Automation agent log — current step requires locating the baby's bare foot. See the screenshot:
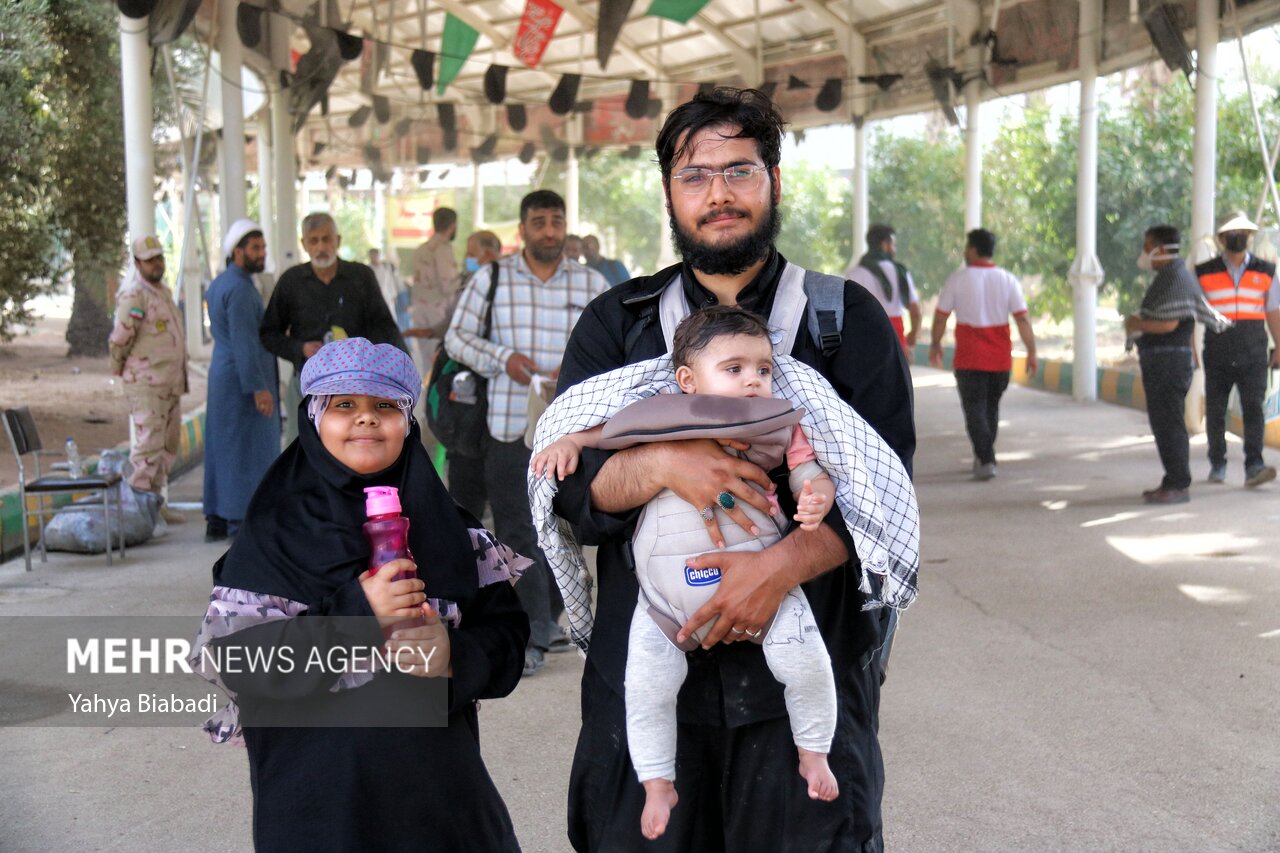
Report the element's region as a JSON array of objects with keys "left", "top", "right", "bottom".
[
  {"left": 640, "top": 778, "right": 679, "bottom": 840},
  {"left": 798, "top": 748, "right": 839, "bottom": 801}
]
